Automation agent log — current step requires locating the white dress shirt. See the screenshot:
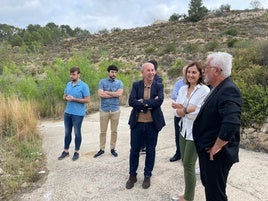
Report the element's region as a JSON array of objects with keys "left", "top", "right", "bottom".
[{"left": 173, "top": 84, "right": 210, "bottom": 141}]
